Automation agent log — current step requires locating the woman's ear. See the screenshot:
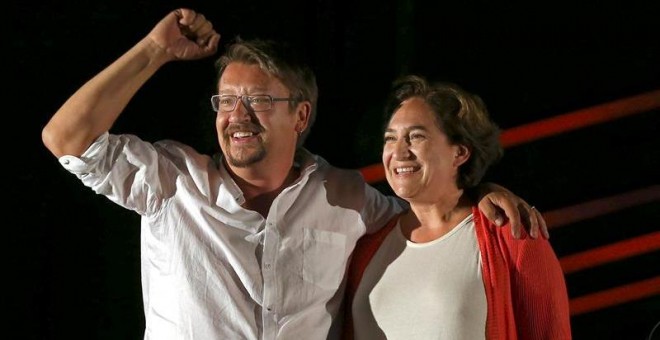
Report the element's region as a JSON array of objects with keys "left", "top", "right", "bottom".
[{"left": 453, "top": 144, "right": 471, "bottom": 167}]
